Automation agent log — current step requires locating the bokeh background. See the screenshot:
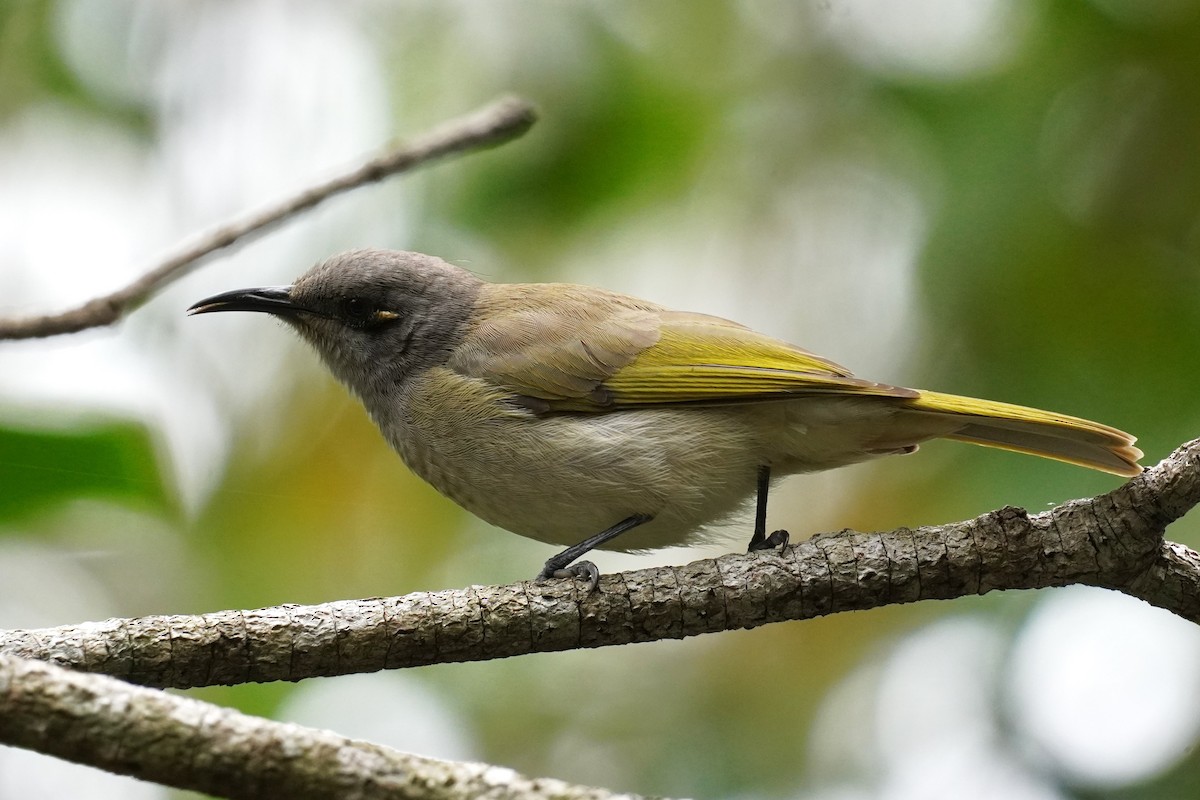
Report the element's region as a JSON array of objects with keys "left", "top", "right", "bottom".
[{"left": 3, "top": 1, "right": 1200, "bottom": 798}]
